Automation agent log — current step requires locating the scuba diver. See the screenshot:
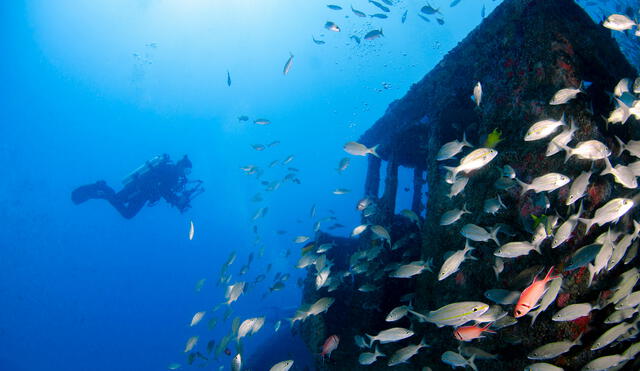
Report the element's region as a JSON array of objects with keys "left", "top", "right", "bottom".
[{"left": 71, "top": 154, "right": 204, "bottom": 219}]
